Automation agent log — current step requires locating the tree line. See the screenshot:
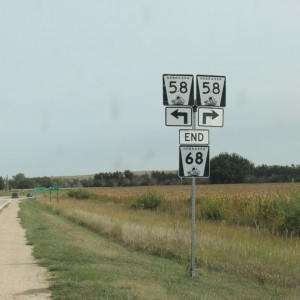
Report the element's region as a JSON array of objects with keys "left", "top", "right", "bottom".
[{"left": 3, "top": 153, "right": 300, "bottom": 189}]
